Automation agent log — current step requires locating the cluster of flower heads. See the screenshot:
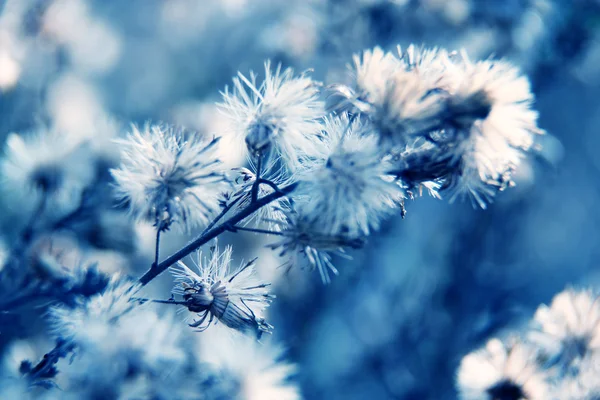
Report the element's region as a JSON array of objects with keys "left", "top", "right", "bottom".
[
  {"left": 46, "top": 277, "right": 186, "bottom": 397},
  {"left": 0, "top": 25, "right": 551, "bottom": 400},
  {"left": 107, "top": 44, "right": 543, "bottom": 285},
  {"left": 457, "top": 288, "right": 600, "bottom": 400},
  {"left": 25, "top": 276, "right": 297, "bottom": 399},
  {"left": 332, "top": 45, "right": 543, "bottom": 208}
]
